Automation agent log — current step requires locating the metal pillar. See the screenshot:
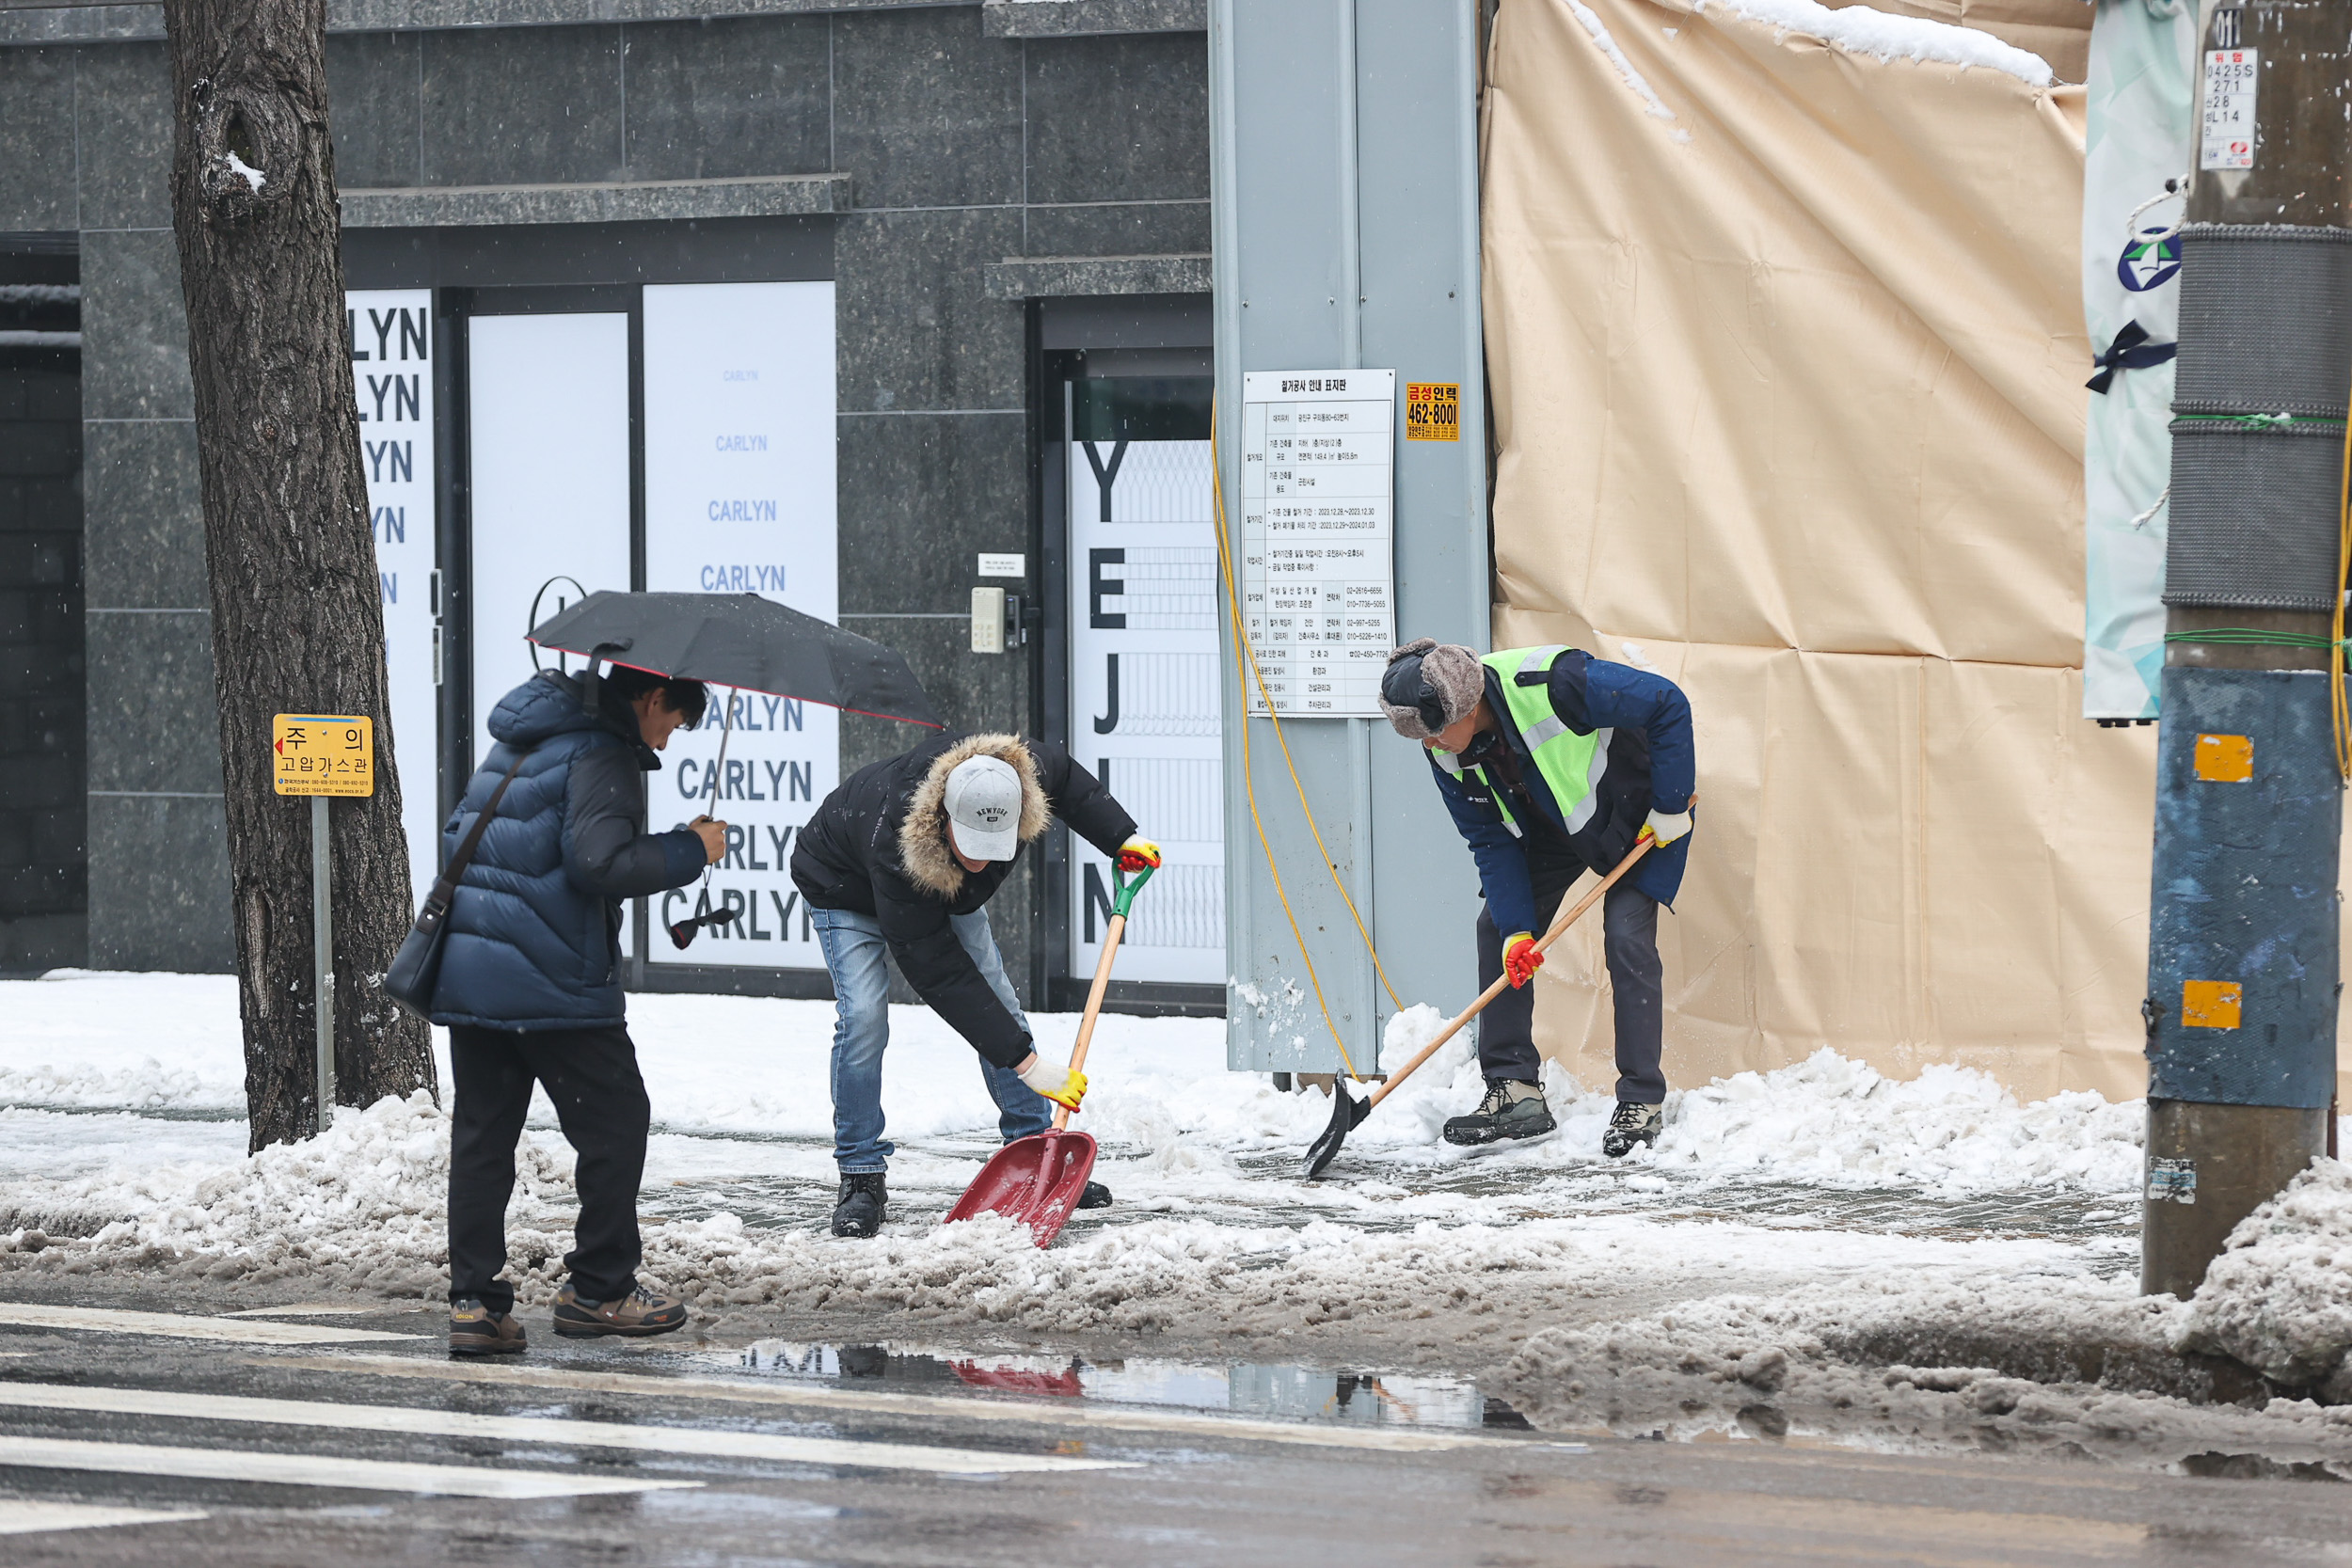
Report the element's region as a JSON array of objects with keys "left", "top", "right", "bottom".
[
  {"left": 2142, "top": 0, "right": 2351, "bottom": 1296},
  {"left": 311, "top": 794, "right": 336, "bottom": 1133},
  {"left": 1209, "top": 0, "right": 1491, "bottom": 1073}
]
